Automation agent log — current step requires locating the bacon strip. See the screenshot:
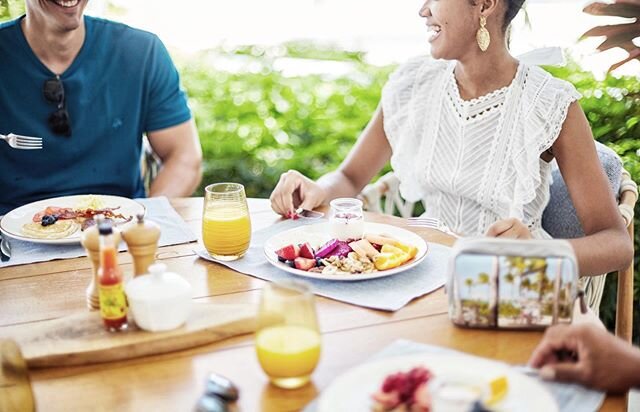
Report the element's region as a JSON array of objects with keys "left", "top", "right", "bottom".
[
  {"left": 32, "top": 206, "right": 132, "bottom": 228},
  {"left": 32, "top": 207, "right": 76, "bottom": 222}
]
